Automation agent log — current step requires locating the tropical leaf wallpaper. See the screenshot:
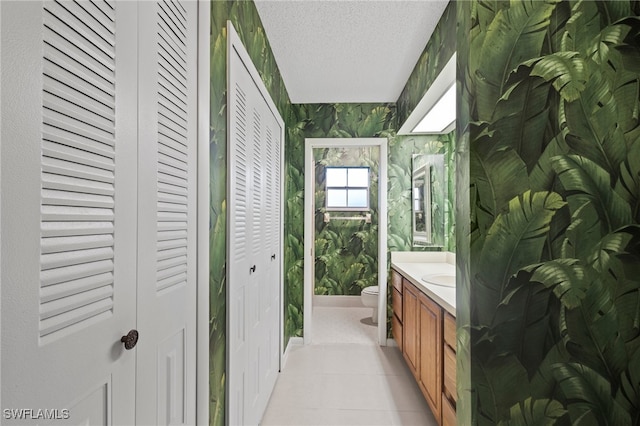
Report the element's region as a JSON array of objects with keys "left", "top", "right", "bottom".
[
  {"left": 457, "top": 1, "right": 640, "bottom": 424},
  {"left": 285, "top": 104, "right": 457, "bottom": 334},
  {"left": 388, "top": 132, "right": 456, "bottom": 252},
  {"left": 284, "top": 104, "right": 394, "bottom": 339},
  {"left": 313, "top": 147, "right": 380, "bottom": 296},
  {"left": 397, "top": 1, "right": 456, "bottom": 127}
]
